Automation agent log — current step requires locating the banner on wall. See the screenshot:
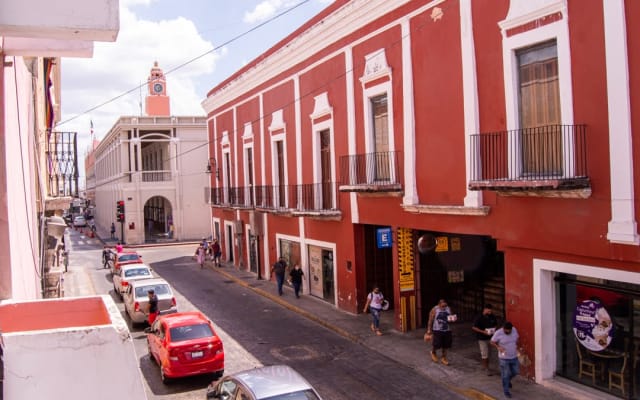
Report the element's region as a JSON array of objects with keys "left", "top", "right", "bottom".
[{"left": 573, "top": 300, "right": 614, "bottom": 351}]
